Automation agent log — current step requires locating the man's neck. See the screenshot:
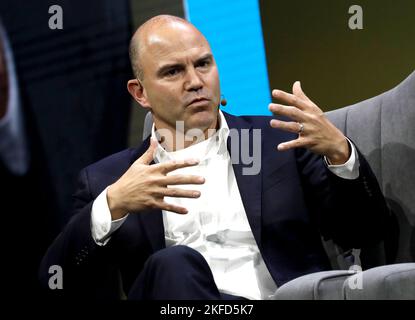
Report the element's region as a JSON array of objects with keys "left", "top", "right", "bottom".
[{"left": 154, "top": 114, "right": 220, "bottom": 152}]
